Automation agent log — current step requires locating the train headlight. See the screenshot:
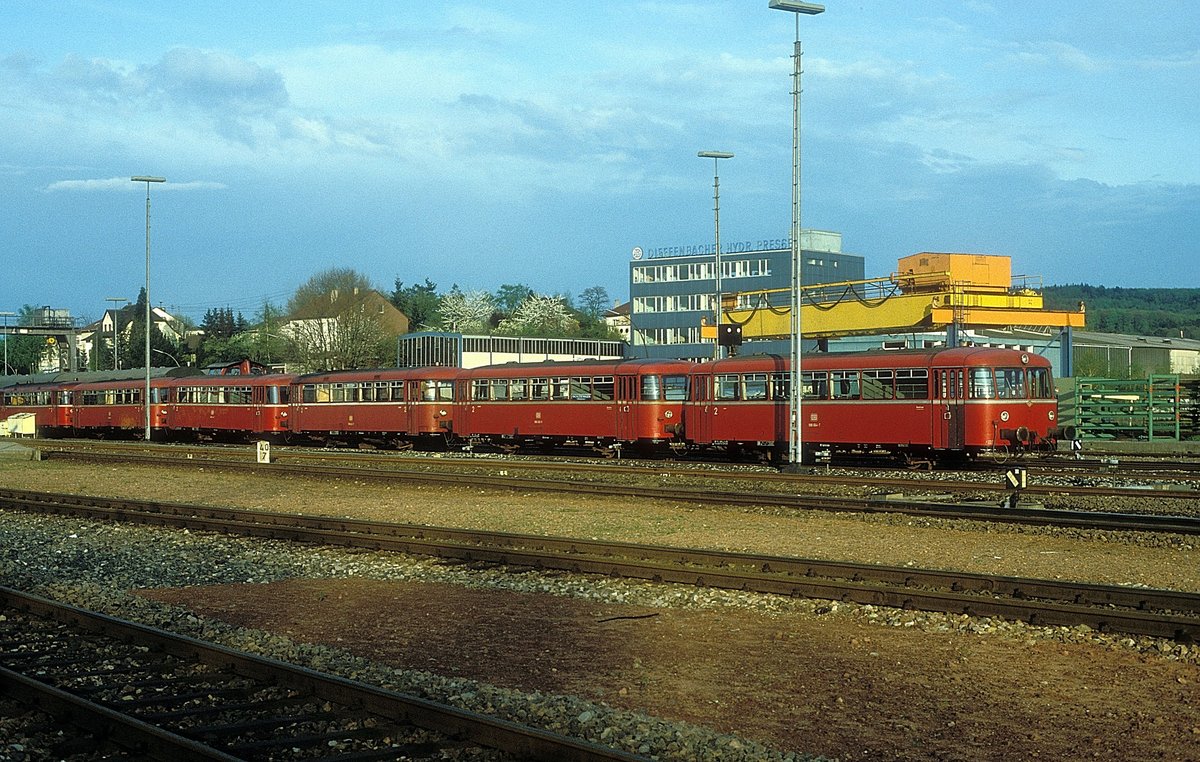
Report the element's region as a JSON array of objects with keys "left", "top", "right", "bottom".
[
  {"left": 1048, "top": 411, "right": 1055, "bottom": 420},
  {"left": 438, "top": 409, "right": 448, "bottom": 416},
  {"left": 664, "top": 410, "right": 674, "bottom": 419},
  {"left": 999, "top": 410, "right": 1010, "bottom": 422}
]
